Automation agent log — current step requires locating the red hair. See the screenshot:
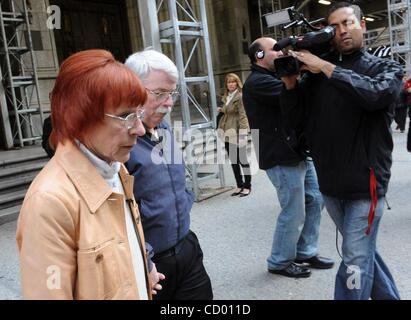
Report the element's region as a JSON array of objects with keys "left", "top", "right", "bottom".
[{"left": 50, "top": 49, "right": 146, "bottom": 148}]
